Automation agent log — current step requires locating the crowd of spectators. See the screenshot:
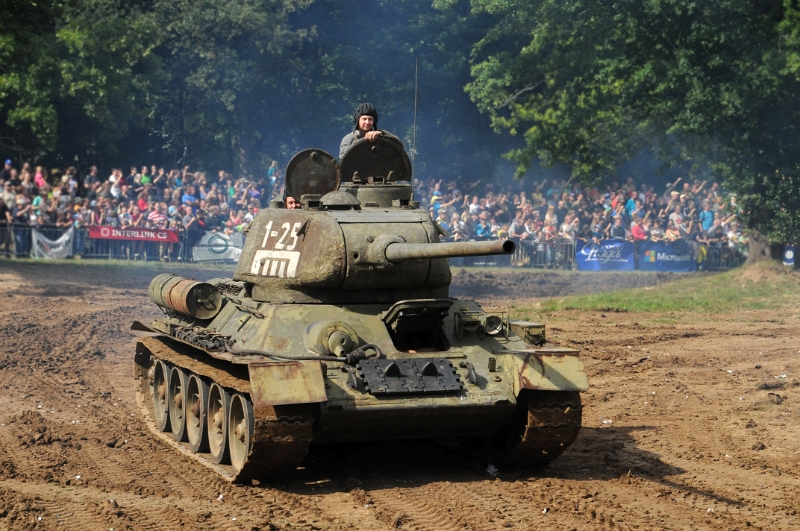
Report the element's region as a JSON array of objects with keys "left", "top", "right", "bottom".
[
  {"left": 415, "top": 175, "right": 749, "bottom": 264},
  {"left": 0, "top": 155, "right": 748, "bottom": 267},
  {"left": 0, "top": 158, "right": 283, "bottom": 258}
]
